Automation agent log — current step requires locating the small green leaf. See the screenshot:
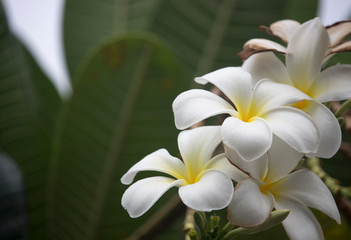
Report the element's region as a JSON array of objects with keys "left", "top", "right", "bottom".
[{"left": 194, "top": 212, "right": 207, "bottom": 238}]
